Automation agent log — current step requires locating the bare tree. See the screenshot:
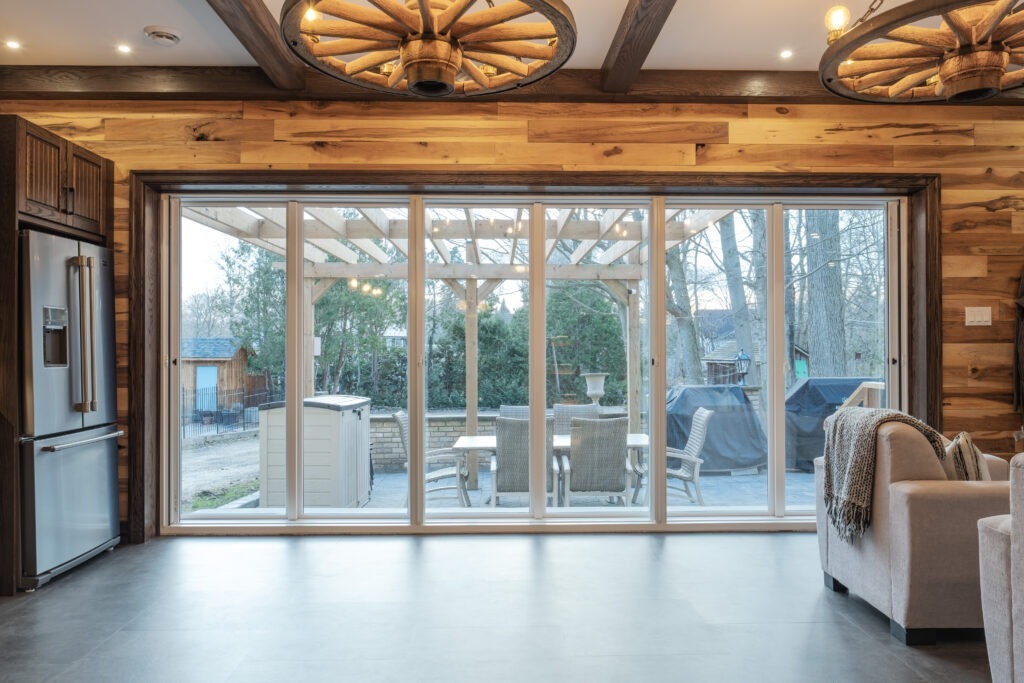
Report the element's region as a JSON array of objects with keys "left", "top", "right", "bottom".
[
  {"left": 804, "top": 210, "right": 847, "bottom": 375},
  {"left": 181, "top": 289, "right": 231, "bottom": 339},
  {"left": 719, "top": 213, "right": 760, "bottom": 386},
  {"left": 666, "top": 244, "right": 705, "bottom": 385}
]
